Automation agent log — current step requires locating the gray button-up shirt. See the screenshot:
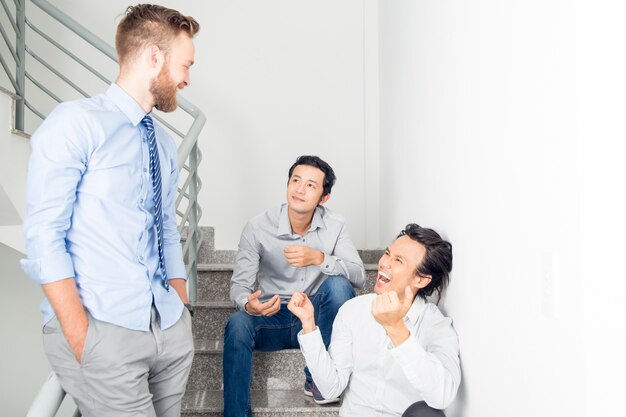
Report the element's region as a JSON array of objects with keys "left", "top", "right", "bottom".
[{"left": 230, "top": 204, "right": 365, "bottom": 311}]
